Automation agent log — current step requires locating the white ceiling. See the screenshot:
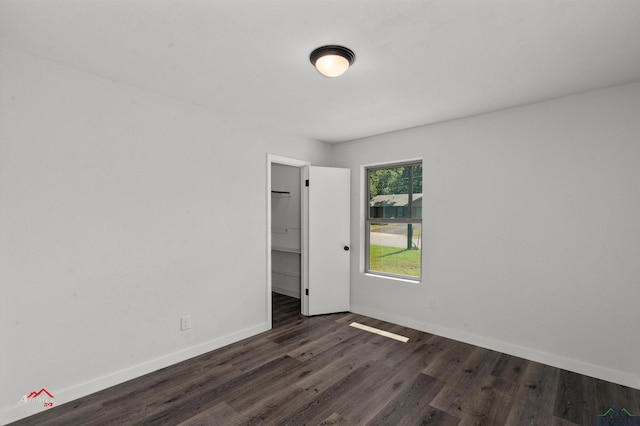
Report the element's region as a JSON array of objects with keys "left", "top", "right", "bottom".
[{"left": 1, "top": 0, "right": 640, "bottom": 143}]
